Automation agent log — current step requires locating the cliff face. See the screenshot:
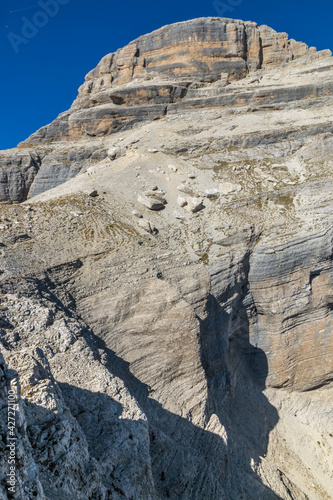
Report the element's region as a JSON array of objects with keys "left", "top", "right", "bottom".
[
  {"left": 1, "top": 17, "right": 329, "bottom": 202},
  {"left": 0, "top": 17, "right": 333, "bottom": 500}
]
